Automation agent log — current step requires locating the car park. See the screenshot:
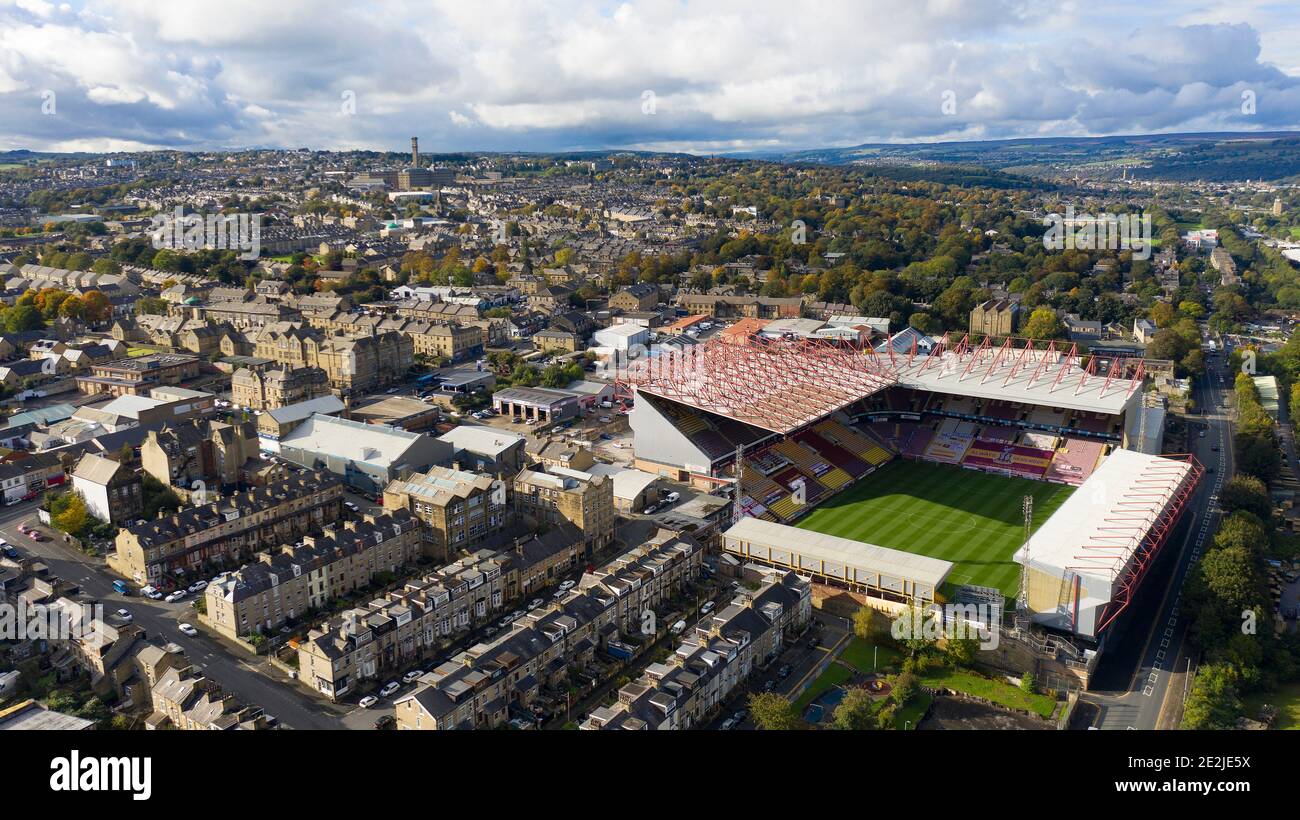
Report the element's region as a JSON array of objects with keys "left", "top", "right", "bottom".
[
  {"left": 178, "top": 623, "right": 198, "bottom": 637},
  {"left": 379, "top": 681, "right": 400, "bottom": 698},
  {"left": 359, "top": 695, "right": 379, "bottom": 709}
]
